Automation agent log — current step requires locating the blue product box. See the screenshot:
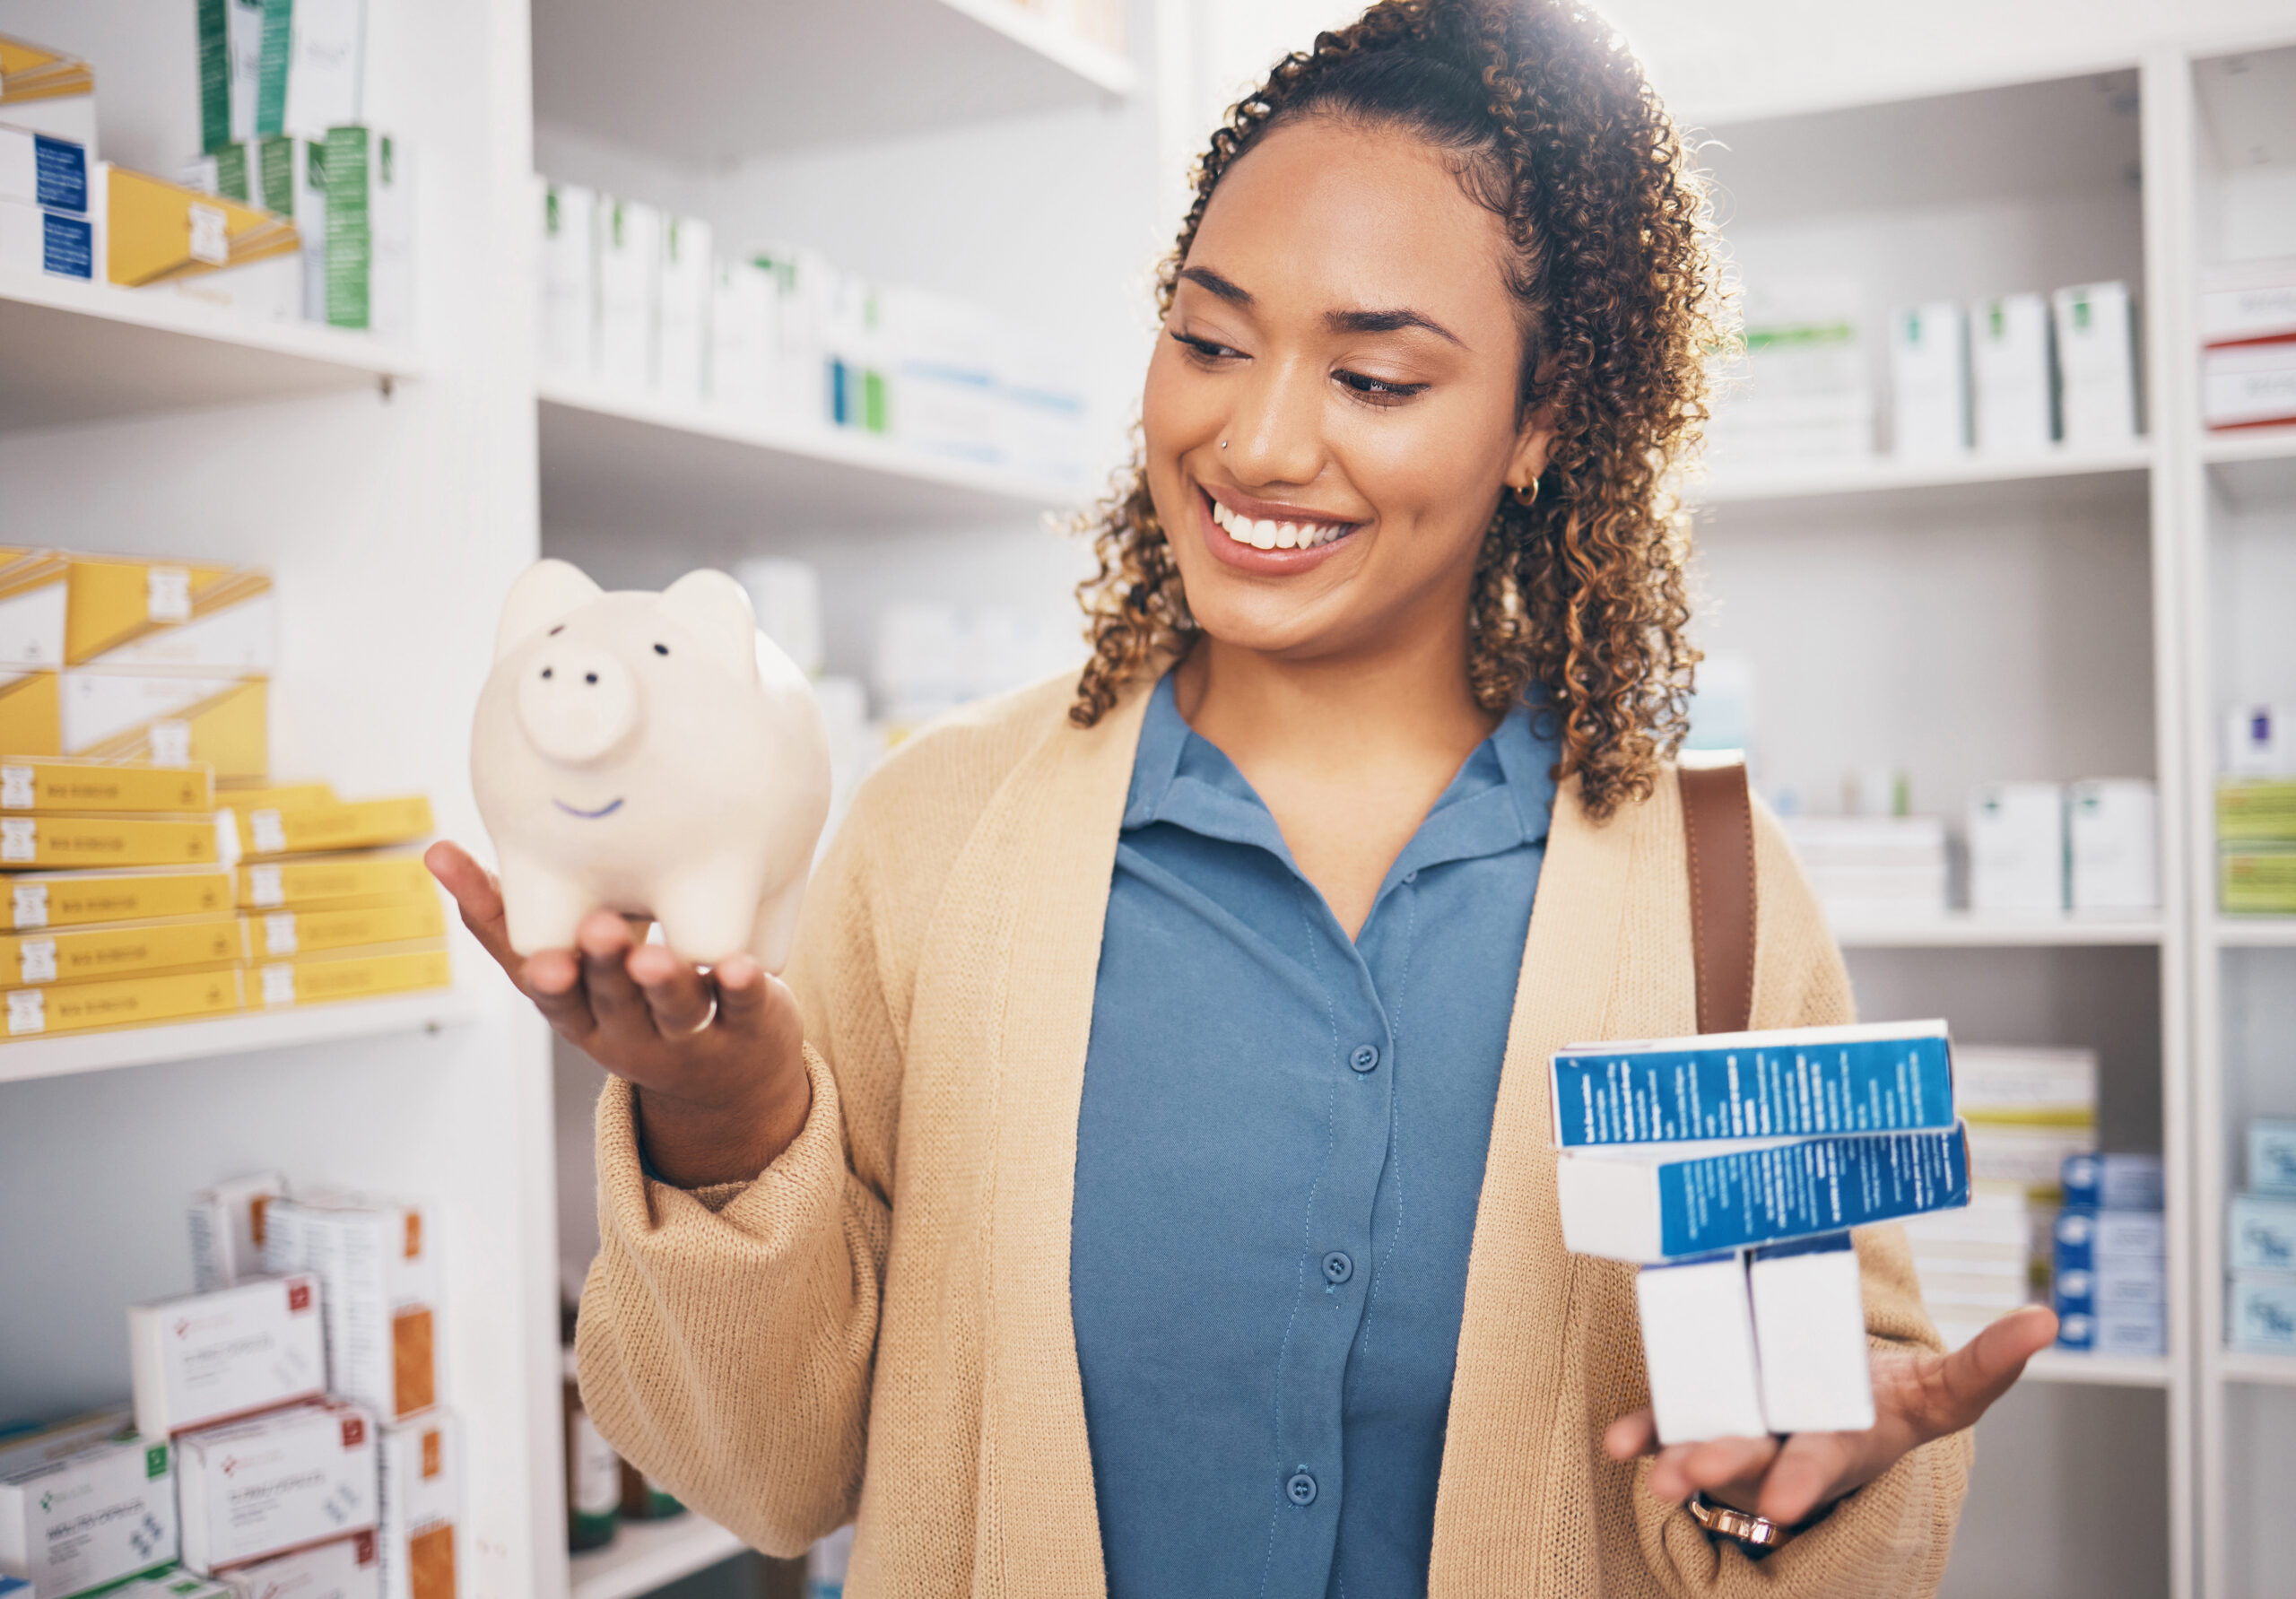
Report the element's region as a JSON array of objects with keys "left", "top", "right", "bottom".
[
  {"left": 0, "top": 125, "right": 88, "bottom": 213},
  {"left": 2053, "top": 1207, "right": 2166, "bottom": 1276},
  {"left": 2056, "top": 1304, "right": 2166, "bottom": 1355},
  {"left": 2053, "top": 1257, "right": 2166, "bottom": 1319},
  {"left": 2230, "top": 1273, "right": 2296, "bottom": 1354},
  {"left": 2061, "top": 1151, "right": 2164, "bottom": 1212},
  {"left": 2230, "top": 1194, "right": 2296, "bottom": 1273},
  {"left": 0, "top": 197, "right": 95, "bottom": 279},
  {"left": 2252, "top": 1119, "right": 2296, "bottom": 1197}
]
